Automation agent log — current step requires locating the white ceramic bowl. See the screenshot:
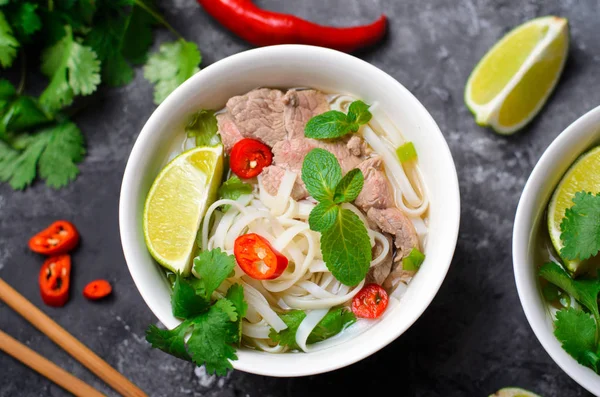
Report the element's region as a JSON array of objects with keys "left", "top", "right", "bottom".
[
  {"left": 119, "top": 45, "right": 460, "bottom": 377},
  {"left": 513, "top": 106, "right": 600, "bottom": 394}
]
